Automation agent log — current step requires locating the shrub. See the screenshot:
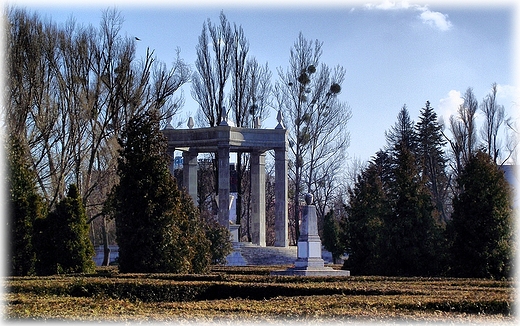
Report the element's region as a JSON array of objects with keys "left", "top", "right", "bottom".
[
  {"left": 33, "top": 185, "right": 96, "bottom": 275},
  {"left": 204, "top": 222, "right": 233, "bottom": 265}
]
